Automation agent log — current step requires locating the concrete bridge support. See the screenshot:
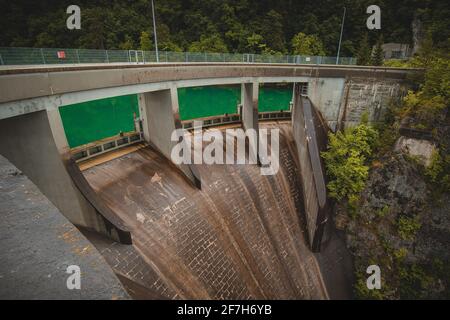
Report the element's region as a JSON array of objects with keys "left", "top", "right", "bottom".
[
  {"left": 138, "top": 88, "right": 201, "bottom": 189},
  {"left": 307, "top": 77, "right": 346, "bottom": 131},
  {"left": 0, "top": 110, "right": 131, "bottom": 244},
  {"left": 241, "top": 82, "right": 260, "bottom": 163}
]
